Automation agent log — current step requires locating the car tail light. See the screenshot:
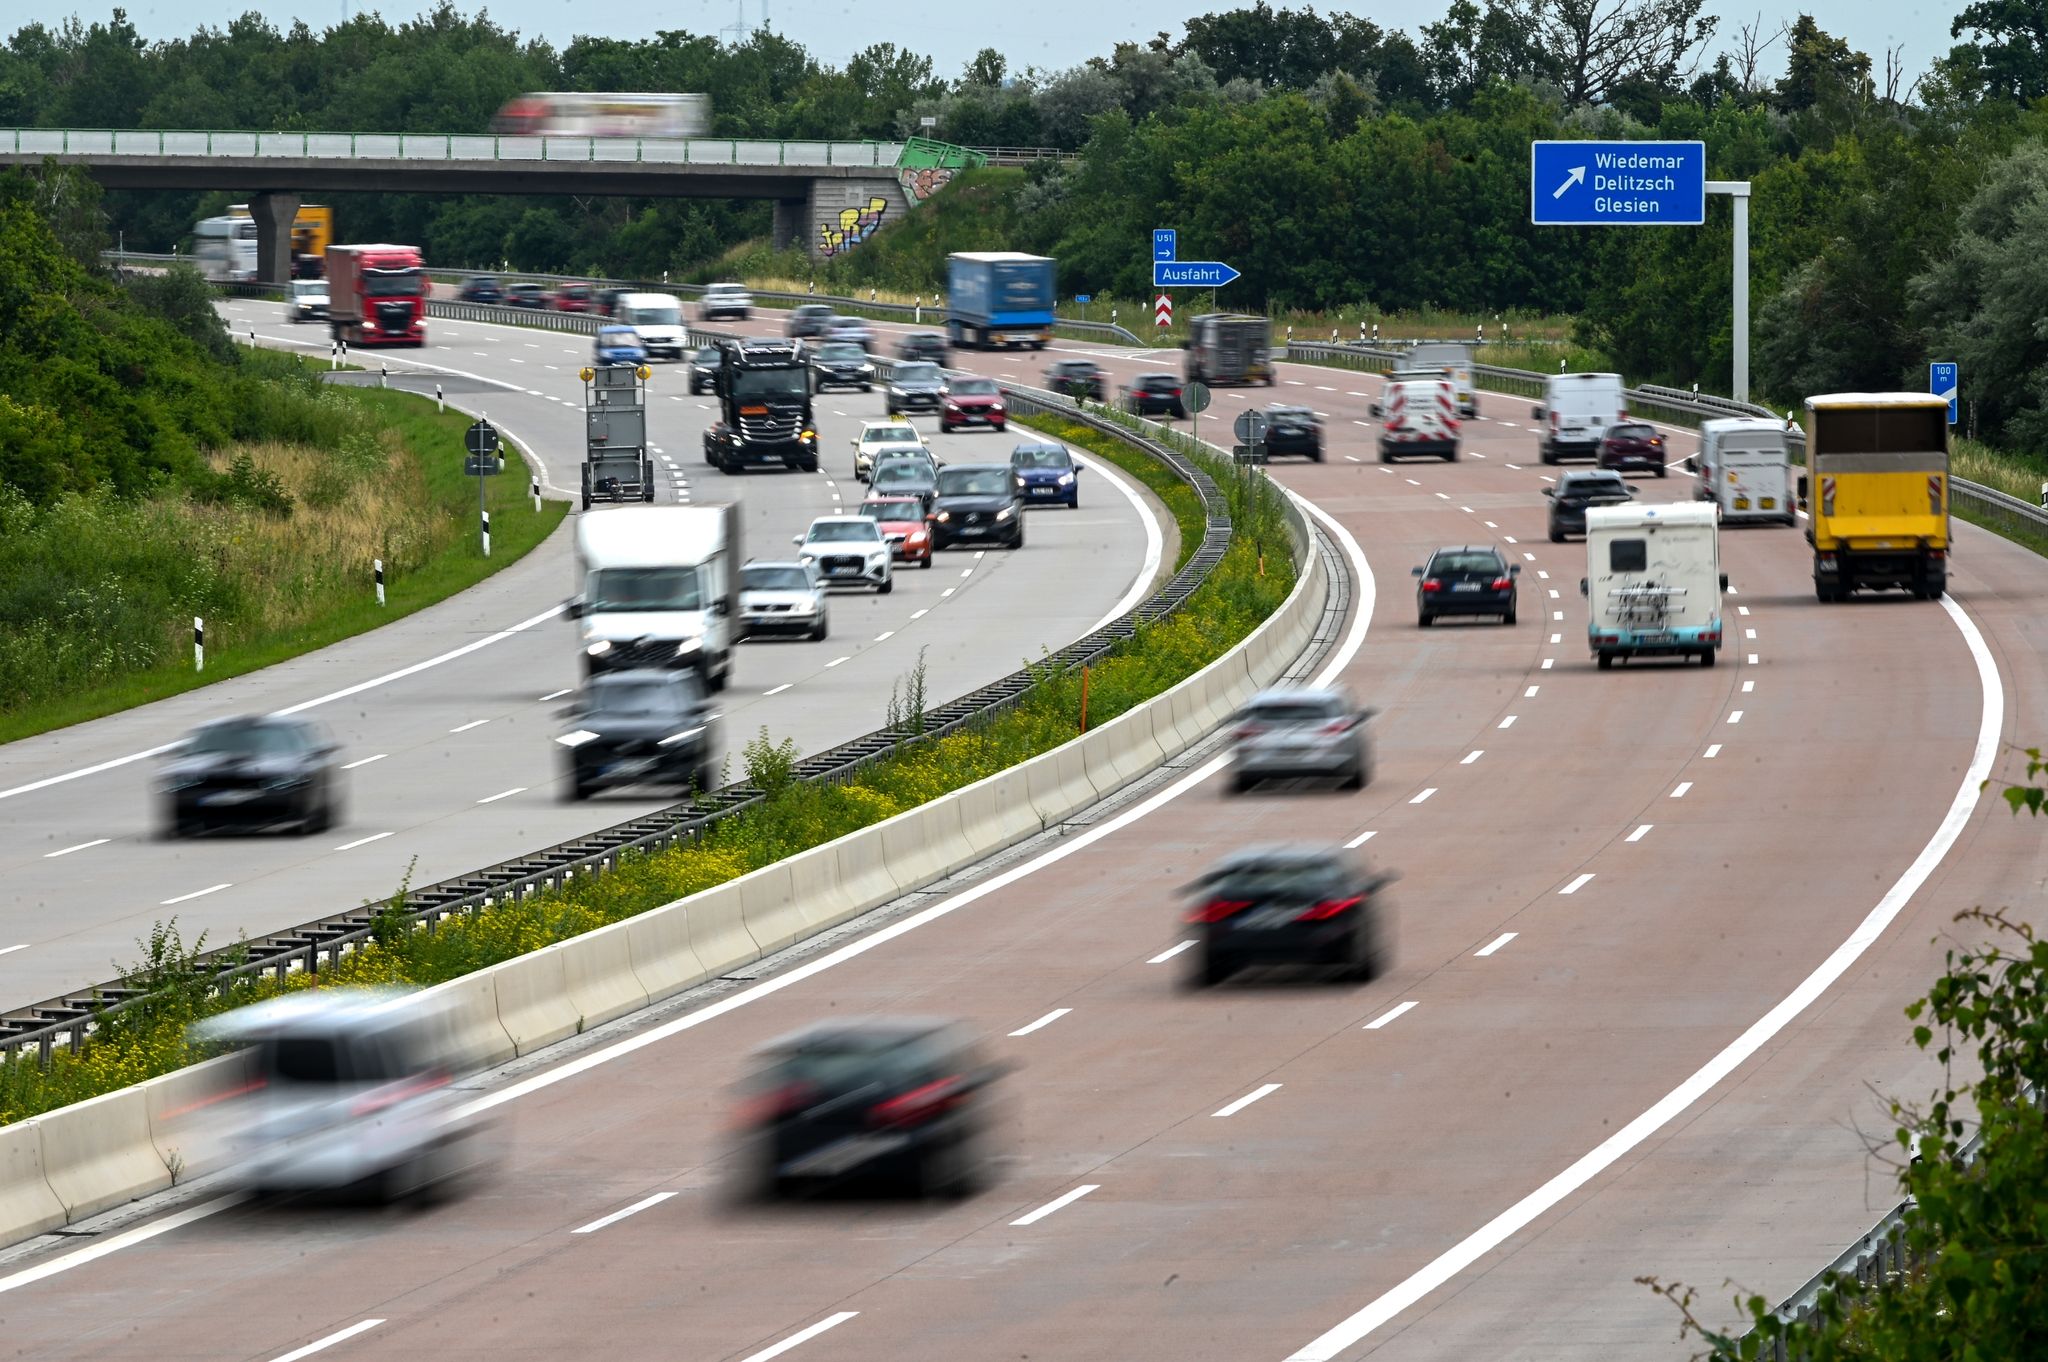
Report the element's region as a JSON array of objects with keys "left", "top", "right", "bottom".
[
  {"left": 1421, "top": 578, "right": 1442, "bottom": 592},
  {"left": 1232, "top": 722, "right": 1267, "bottom": 741},
  {"left": 1490, "top": 576, "right": 1512, "bottom": 590},
  {"left": 1650, "top": 437, "right": 1663, "bottom": 447},
  {"left": 1169, "top": 387, "right": 1182, "bottom": 397},
  {"left": 737, "top": 1081, "right": 815, "bottom": 1127},
  {"left": 1929, "top": 549, "right": 1947, "bottom": 560},
  {"left": 1319, "top": 718, "right": 1353, "bottom": 735},
  {"left": 1596, "top": 632, "right": 1619, "bottom": 644},
  {"left": 868, "top": 1076, "right": 968, "bottom": 1129},
  {"left": 1550, "top": 411, "right": 1560, "bottom": 430},
  {"left": 1705, "top": 628, "right": 1722, "bottom": 645},
  {"left": 1296, "top": 895, "right": 1364, "bottom": 922},
  {"left": 1187, "top": 898, "right": 1253, "bottom": 924}
]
